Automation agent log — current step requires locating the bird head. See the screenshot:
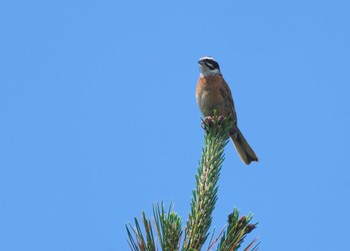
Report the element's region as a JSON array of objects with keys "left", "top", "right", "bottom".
[{"left": 198, "top": 56, "right": 221, "bottom": 77}]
